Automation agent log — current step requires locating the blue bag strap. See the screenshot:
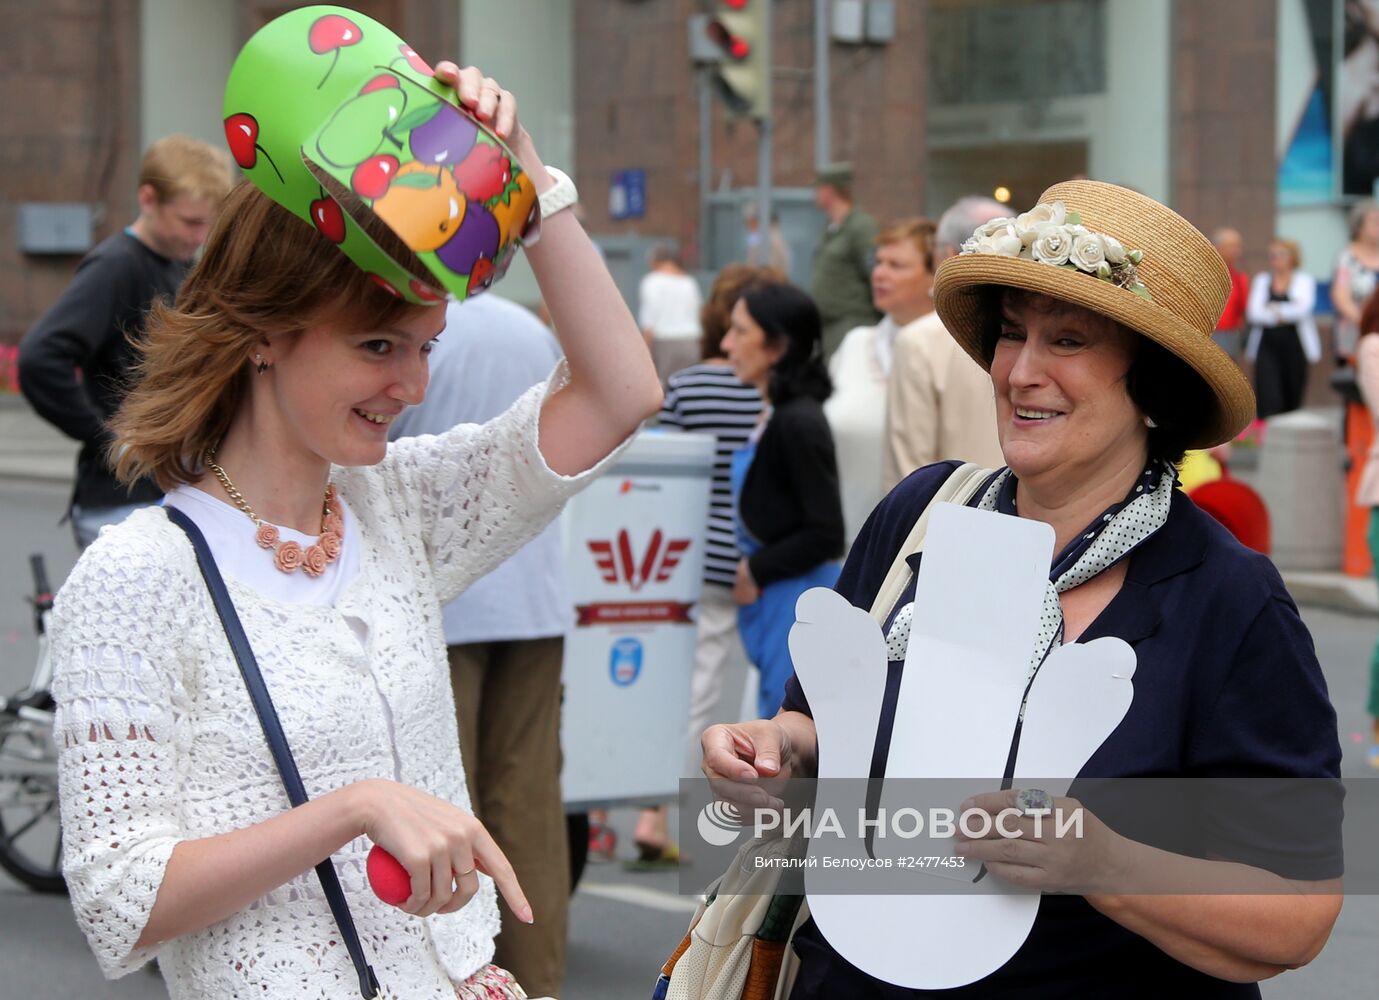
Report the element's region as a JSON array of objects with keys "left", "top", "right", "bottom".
[{"left": 164, "top": 506, "right": 381, "bottom": 999}]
